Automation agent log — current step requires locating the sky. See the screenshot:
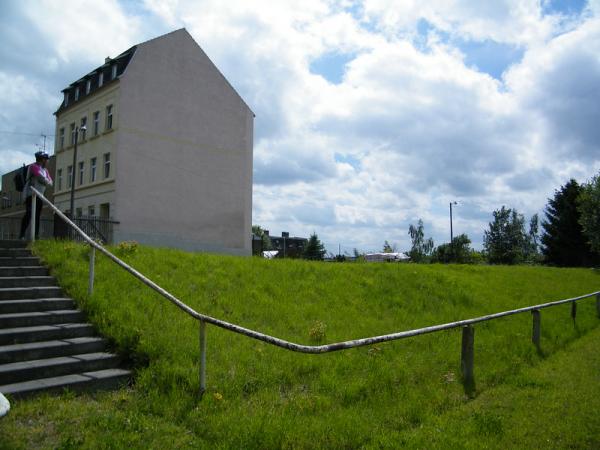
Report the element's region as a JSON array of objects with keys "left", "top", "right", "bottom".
[{"left": 1, "top": 0, "right": 599, "bottom": 255}]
